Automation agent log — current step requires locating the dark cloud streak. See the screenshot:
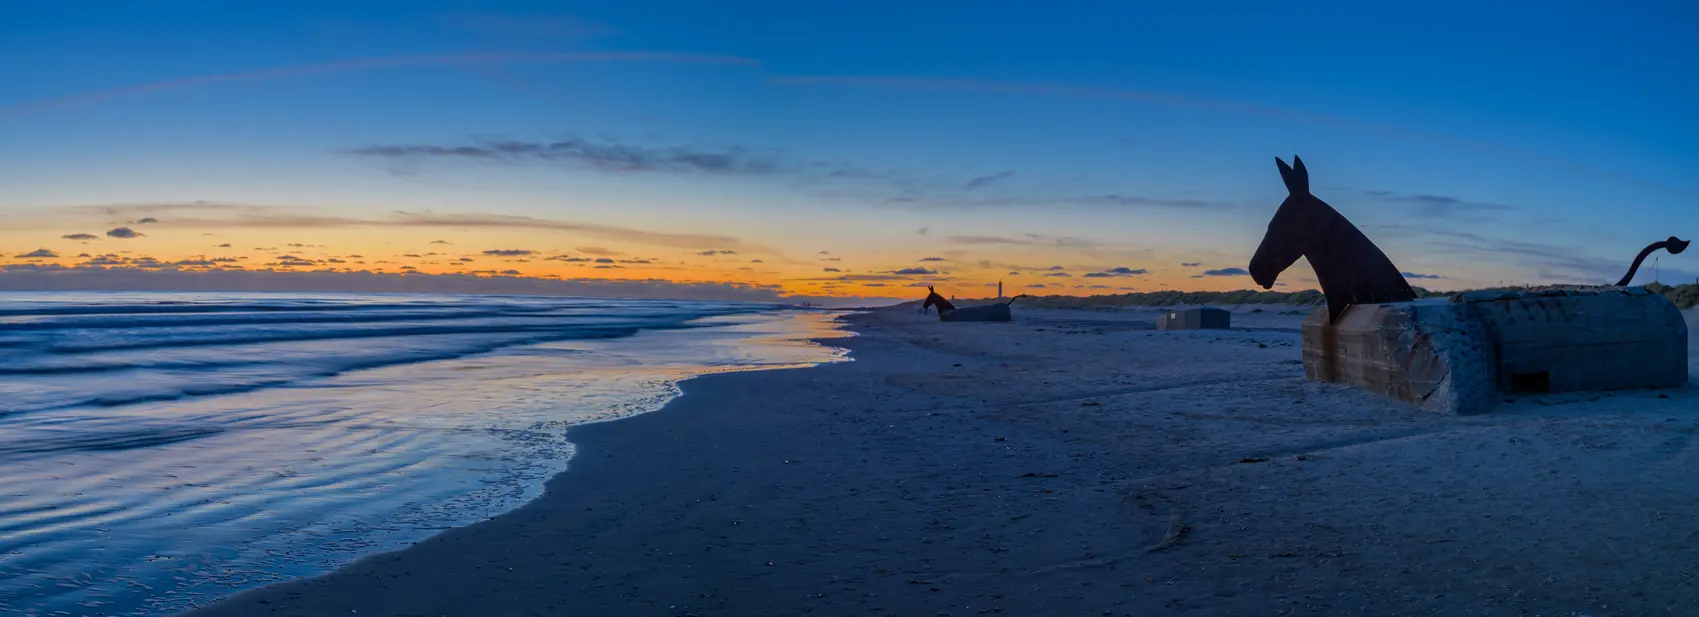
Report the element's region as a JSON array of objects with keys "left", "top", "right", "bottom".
[
  {"left": 51, "top": 203, "right": 773, "bottom": 254},
  {"left": 1202, "top": 267, "right": 1250, "bottom": 276},
  {"left": 962, "top": 171, "right": 1014, "bottom": 191}
]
